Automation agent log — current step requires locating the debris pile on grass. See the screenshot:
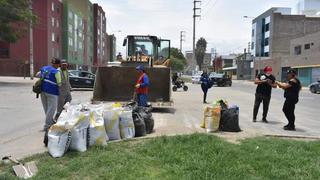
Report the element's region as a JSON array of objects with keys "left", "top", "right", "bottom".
[{"left": 47, "top": 102, "right": 154, "bottom": 158}]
